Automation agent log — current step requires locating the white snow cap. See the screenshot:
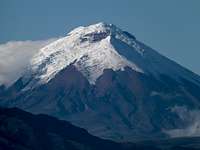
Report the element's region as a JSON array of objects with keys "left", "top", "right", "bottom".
[{"left": 23, "top": 22, "right": 200, "bottom": 89}]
